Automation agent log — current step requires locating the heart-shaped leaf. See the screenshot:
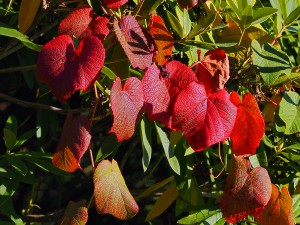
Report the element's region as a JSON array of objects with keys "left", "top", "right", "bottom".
[
  {"left": 230, "top": 91, "right": 265, "bottom": 157},
  {"left": 173, "top": 82, "right": 237, "bottom": 151},
  {"left": 52, "top": 112, "right": 91, "bottom": 172},
  {"left": 58, "top": 5, "right": 110, "bottom": 40},
  {"left": 255, "top": 184, "right": 294, "bottom": 225},
  {"left": 142, "top": 64, "right": 170, "bottom": 124},
  {"left": 102, "top": 0, "right": 128, "bottom": 9},
  {"left": 149, "top": 14, "right": 174, "bottom": 66},
  {"left": 195, "top": 49, "right": 230, "bottom": 93},
  {"left": 93, "top": 159, "right": 139, "bottom": 219},
  {"left": 37, "top": 35, "right": 105, "bottom": 102},
  {"left": 220, "top": 156, "right": 272, "bottom": 223},
  {"left": 60, "top": 200, "right": 88, "bottom": 225},
  {"left": 114, "top": 15, "right": 155, "bottom": 70},
  {"left": 110, "top": 77, "right": 144, "bottom": 142}
]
